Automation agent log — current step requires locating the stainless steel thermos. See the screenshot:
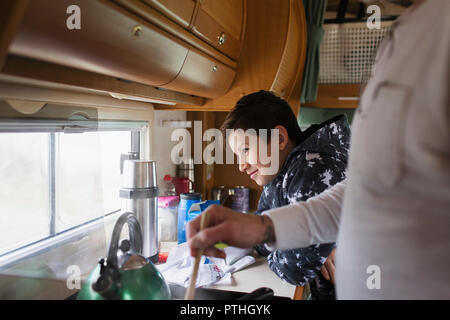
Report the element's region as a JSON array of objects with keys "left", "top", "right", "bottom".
[{"left": 120, "top": 160, "right": 159, "bottom": 263}]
